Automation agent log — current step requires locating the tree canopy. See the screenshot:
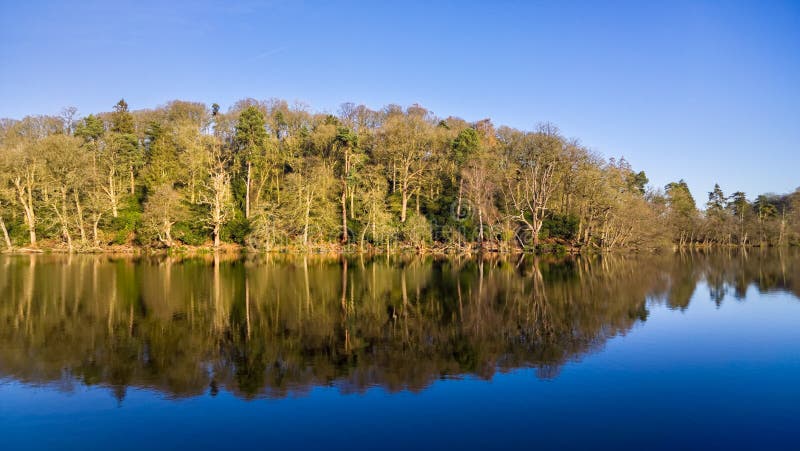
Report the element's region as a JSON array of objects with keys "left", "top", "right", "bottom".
[{"left": 0, "top": 98, "right": 797, "bottom": 252}]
